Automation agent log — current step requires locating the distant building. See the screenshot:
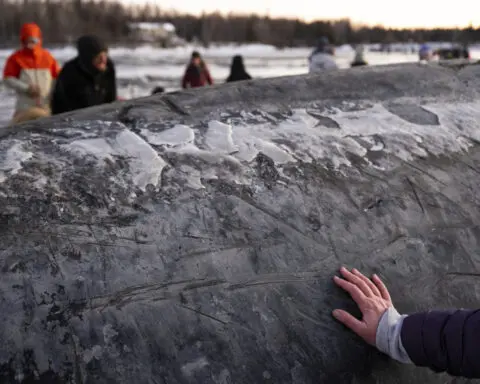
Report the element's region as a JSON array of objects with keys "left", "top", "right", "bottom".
[{"left": 127, "top": 22, "right": 186, "bottom": 47}]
